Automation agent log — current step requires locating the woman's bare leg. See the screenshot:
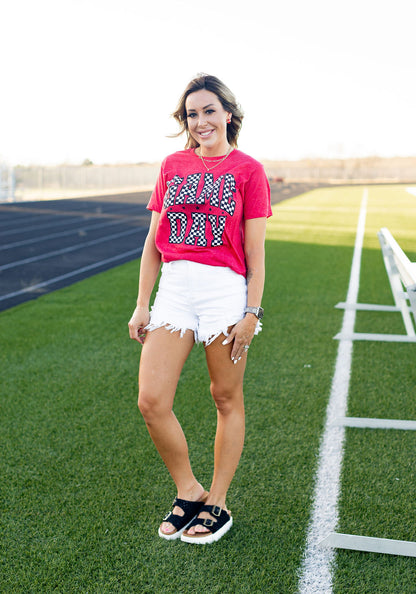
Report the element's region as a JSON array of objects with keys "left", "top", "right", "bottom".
[
  {"left": 185, "top": 330, "right": 246, "bottom": 535},
  {"left": 138, "top": 327, "right": 206, "bottom": 533}
]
